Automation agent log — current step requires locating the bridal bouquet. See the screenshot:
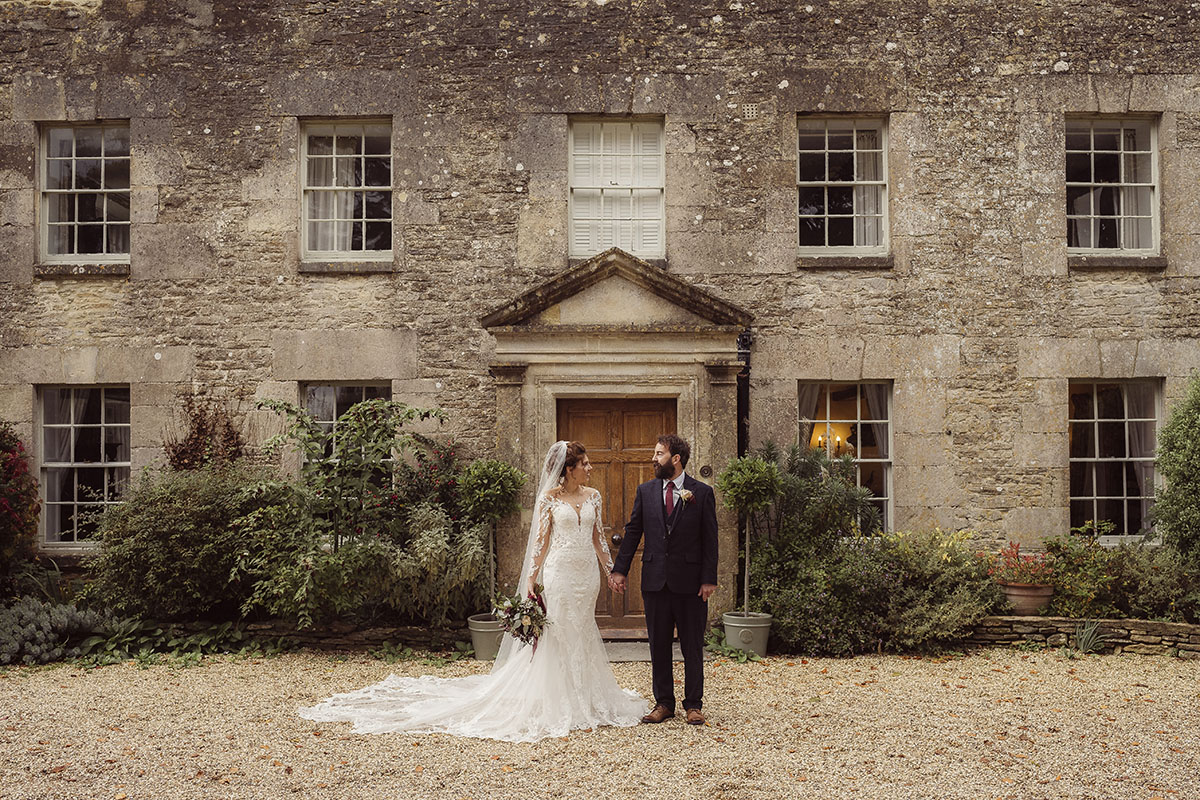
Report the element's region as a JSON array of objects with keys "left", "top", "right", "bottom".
[{"left": 494, "top": 584, "right": 549, "bottom": 650}]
